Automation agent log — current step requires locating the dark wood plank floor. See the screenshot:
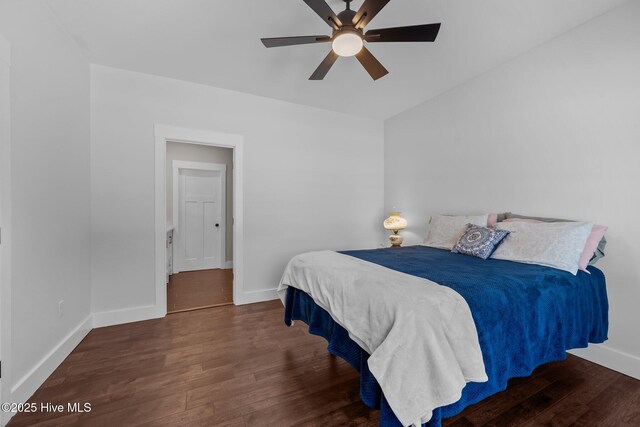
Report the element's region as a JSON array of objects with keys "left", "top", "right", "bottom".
[
  {"left": 167, "top": 269, "right": 233, "bottom": 313},
  {"left": 8, "top": 300, "right": 640, "bottom": 427}
]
